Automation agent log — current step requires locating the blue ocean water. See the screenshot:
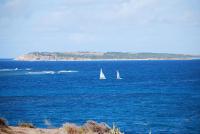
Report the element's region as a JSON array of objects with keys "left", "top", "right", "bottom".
[{"left": 0, "top": 60, "right": 200, "bottom": 134}]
